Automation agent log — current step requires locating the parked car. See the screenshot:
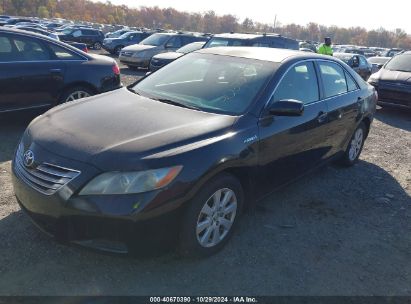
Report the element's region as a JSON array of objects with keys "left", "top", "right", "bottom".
[
  {"left": 149, "top": 41, "right": 206, "bottom": 71},
  {"left": 367, "top": 56, "right": 390, "bottom": 73},
  {"left": 0, "top": 18, "right": 33, "bottom": 27},
  {"left": 105, "top": 29, "right": 131, "bottom": 38},
  {"left": 0, "top": 28, "right": 121, "bottom": 113},
  {"left": 368, "top": 51, "right": 411, "bottom": 109},
  {"left": 12, "top": 47, "right": 376, "bottom": 257},
  {"left": 342, "top": 48, "right": 365, "bottom": 55},
  {"left": 17, "top": 26, "right": 60, "bottom": 41},
  {"left": 382, "top": 48, "right": 404, "bottom": 57},
  {"left": 334, "top": 52, "right": 372, "bottom": 80},
  {"left": 204, "top": 33, "right": 299, "bottom": 50},
  {"left": 119, "top": 32, "right": 209, "bottom": 69},
  {"left": 57, "top": 27, "right": 105, "bottom": 49},
  {"left": 103, "top": 31, "right": 152, "bottom": 55}
]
